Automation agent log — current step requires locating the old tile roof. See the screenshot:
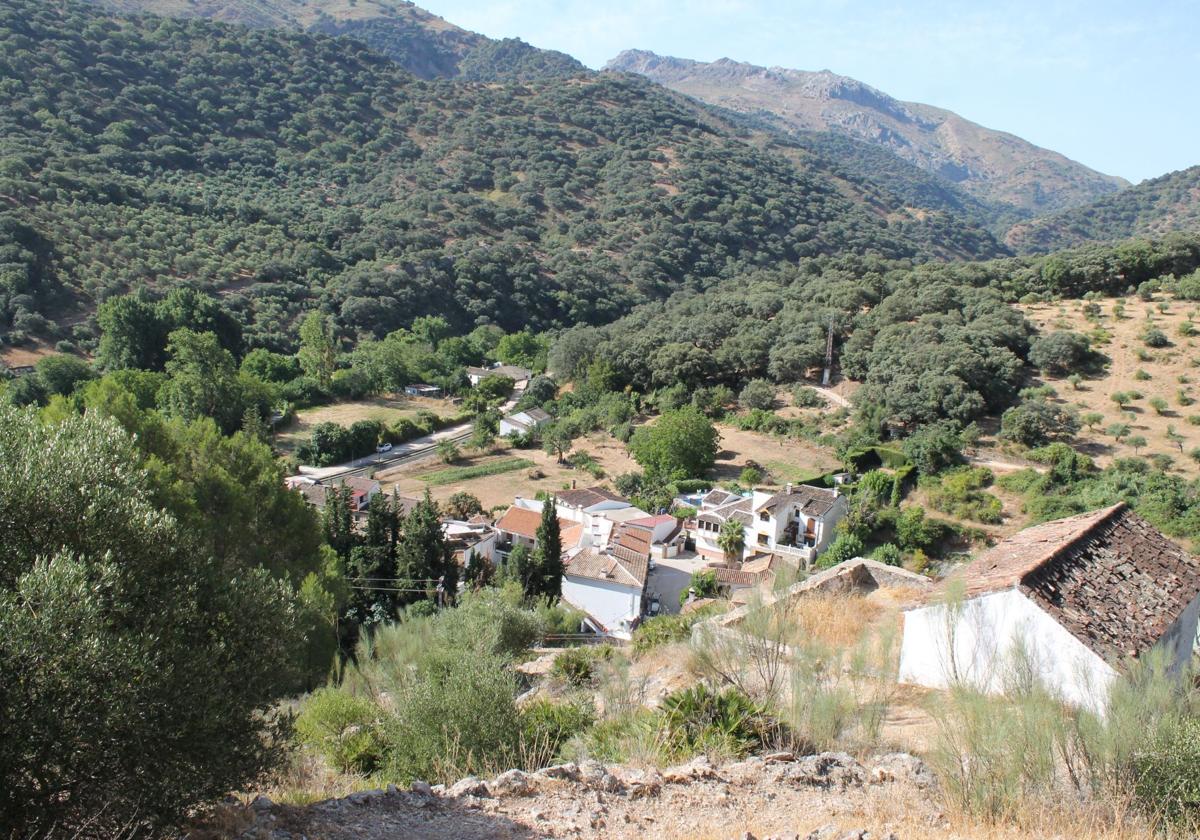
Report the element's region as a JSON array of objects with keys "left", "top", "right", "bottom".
[
  {"left": 614, "top": 524, "right": 653, "bottom": 556},
  {"left": 949, "top": 503, "right": 1200, "bottom": 664},
  {"left": 702, "top": 489, "right": 737, "bottom": 508},
  {"left": 756, "top": 485, "right": 840, "bottom": 517},
  {"left": 565, "top": 548, "right": 647, "bottom": 588},
  {"left": 556, "top": 486, "right": 628, "bottom": 509},
  {"left": 298, "top": 483, "right": 327, "bottom": 506},
  {"left": 629, "top": 514, "right": 677, "bottom": 528},
  {"left": 524, "top": 407, "right": 552, "bottom": 422},
  {"left": 494, "top": 506, "right": 572, "bottom": 541}
]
